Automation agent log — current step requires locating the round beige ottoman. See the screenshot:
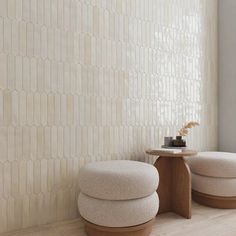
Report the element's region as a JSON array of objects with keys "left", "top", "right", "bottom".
[
  {"left": 78, "top": 160, "right": 159, "bottom": 236},
  {"left": 186, "top": 152, "right": 236, "bottom": 208}
]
